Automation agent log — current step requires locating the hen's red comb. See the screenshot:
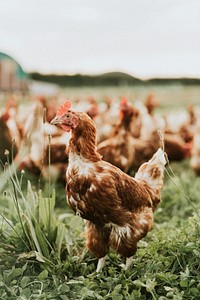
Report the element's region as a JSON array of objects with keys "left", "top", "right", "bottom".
[
  {"left": 56, "top": 101, "right": 71, "bottom": 116},
  {"left": 120, "top": 97, "right": 128, "bottom": 106}
]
